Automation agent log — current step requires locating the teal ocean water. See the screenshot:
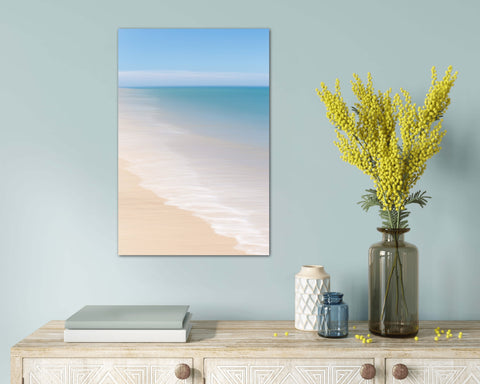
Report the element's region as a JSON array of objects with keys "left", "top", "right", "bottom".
[
  {"left": 118, "top": 86, "right": 270, "bottom": 255},
  {"left": 121, "top": 87, "right": 269, "bottom": 147}
]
